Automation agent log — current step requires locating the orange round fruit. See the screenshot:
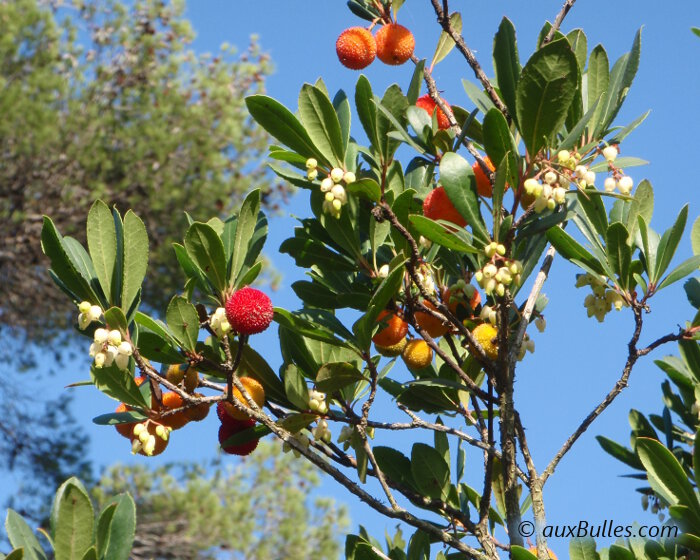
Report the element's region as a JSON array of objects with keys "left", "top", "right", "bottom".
[
  {"left": 472, "top": 157, "right": 496, "bottom": 197},
  {"left": 444, "top": 287, "right": 481, "bottom": 318},
  {"left": 114, "top": 403, "right": 135, "bottom": 439},
  {"left": 159, "top": 391, "right": 189, "bottom": 430},
  {"left": 185, "top": 393, "right": 210, "bottom": 422},
  {"left": 423, "top": 186, "right": 467, "bottom": 228},
  {"left": 401, "top": 339, "right": 433, "bottom": 370},
  {"left": 336, "top": 27, "right": 376, "bottom": 70},
  {"left": 372, "top": 310, "right": 409, "bottom": 347},
  {"left": 222, "top": 377, "right": 265, "bottom": 421},
  {"left": 414, "top": 300, "right": 449, "bottom": 338},
  {"left": 528, "top": 547, "right": 558, "bottom": 560},
  {"left": 415, "top": 94, "right": 451, "bottom": 130},
  {"left": 375, "top": 23, "right": 415, "bottom": 65}
]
